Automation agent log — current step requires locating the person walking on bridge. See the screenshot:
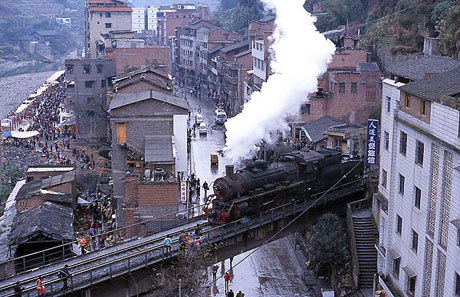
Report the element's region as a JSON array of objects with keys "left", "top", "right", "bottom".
[
  {"left": 164, "top": 235, "right": 172, "bottom": 255},
  {"left": 36, "top": 276, "right": 45, "bottom": 297},
  {"left": 13, "top": 281, "right": 23, "bottom": 297},
  {"left": 58, "top": 264, "right": 72, "bottom": 291}
]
